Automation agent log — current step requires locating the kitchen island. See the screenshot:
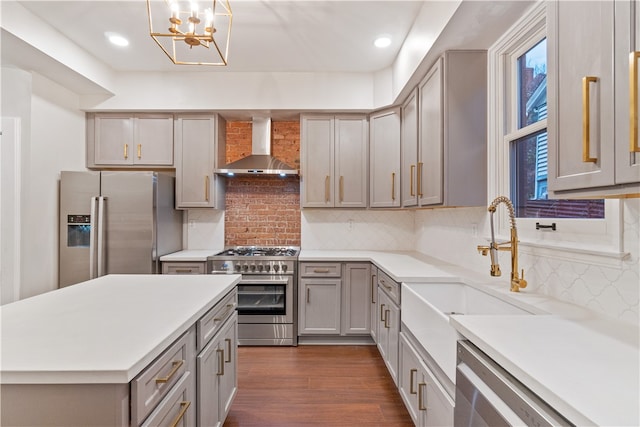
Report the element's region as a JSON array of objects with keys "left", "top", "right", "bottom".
[{"left": 0, "top": 274, "right": 240, "bottom": 426}]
